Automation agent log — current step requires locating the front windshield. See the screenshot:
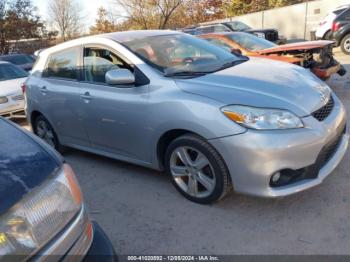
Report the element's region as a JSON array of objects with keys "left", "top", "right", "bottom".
[
  {"left": 123, "top": 34, "right": 245, "bottom": 76},
  {"left": 225, "top": 21, "right": 251, "bottom": 31},
  {"left": 227, "top": 32, "right": 277, "bottom": 51},
  {"left": 0, "top": 63, "right": 28, "bottom": 81}
]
